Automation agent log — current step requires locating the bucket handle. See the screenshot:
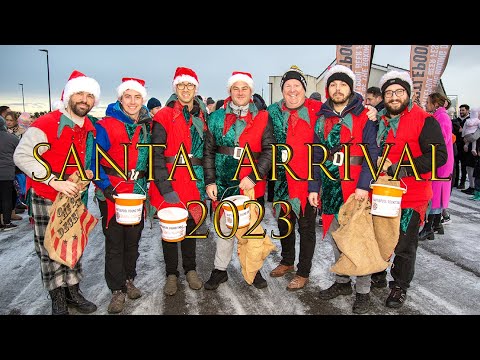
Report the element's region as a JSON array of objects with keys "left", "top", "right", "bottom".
[
  {"left": 219, "top": 185, "right": 240, "bottom": 202},
  {"left": 112, "top": 180, "right": 147, "bottom": 196},
  {"left": 158, "top": 200, "right": 187, "bottom": 210},
  {"left": 369, "top": 178, "right": 407, "bottom": 193}
]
